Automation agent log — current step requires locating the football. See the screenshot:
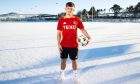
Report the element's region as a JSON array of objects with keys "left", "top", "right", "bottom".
[{"left": 78, "top": 35, "right": 89, "bottom": 46}]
